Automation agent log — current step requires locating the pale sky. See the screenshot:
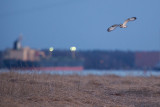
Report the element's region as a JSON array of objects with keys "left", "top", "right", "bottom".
[{"left": 0, "top": 0, "right": 160, "bottom": 51}]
